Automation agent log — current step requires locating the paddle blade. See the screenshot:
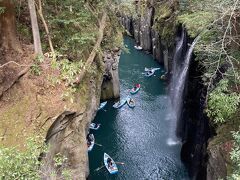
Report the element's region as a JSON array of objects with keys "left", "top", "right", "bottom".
[
  {"left": 95, "top": 143, "right": 102, "bottom": 147},
  {"left": 94, "top": 165, "right": 105, "bottom": 171},
  {"left": 115, "top": 162, "right": 125, "bottom": 165}
]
